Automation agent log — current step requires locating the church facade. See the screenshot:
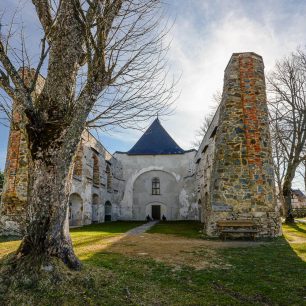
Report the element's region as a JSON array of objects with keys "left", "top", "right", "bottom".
[
  {"left": 0, "top": 52, "right": 281, "bottom": 237},
  {"left": 114, "top": 118, "right": 198, "bottom": 221}
]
